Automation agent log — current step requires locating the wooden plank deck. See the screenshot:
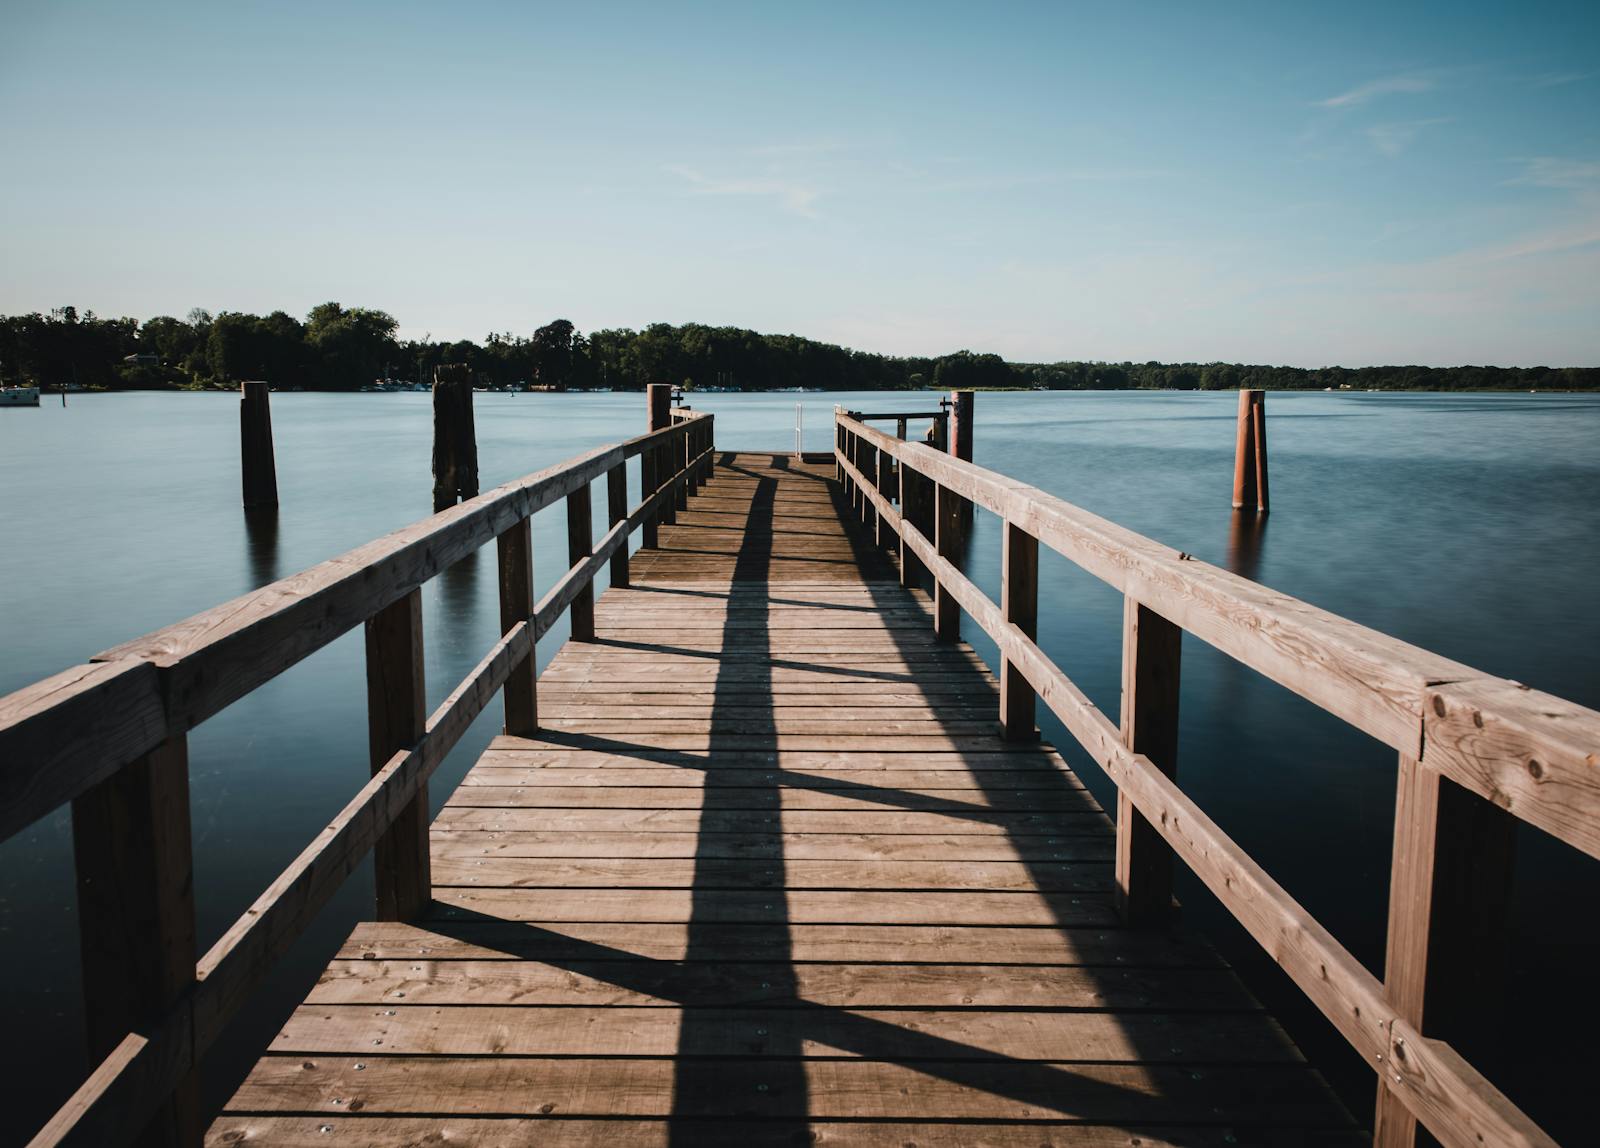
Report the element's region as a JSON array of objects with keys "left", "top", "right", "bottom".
[{"left": 209, "top": 452, "right": 1357, "bottom": 1146}]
